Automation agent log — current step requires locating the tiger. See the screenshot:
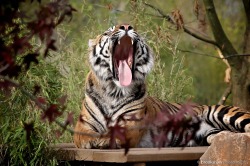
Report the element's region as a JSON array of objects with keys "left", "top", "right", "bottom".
[{"left": 73, "top": 24, "right": 250, "bottom": 149}]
